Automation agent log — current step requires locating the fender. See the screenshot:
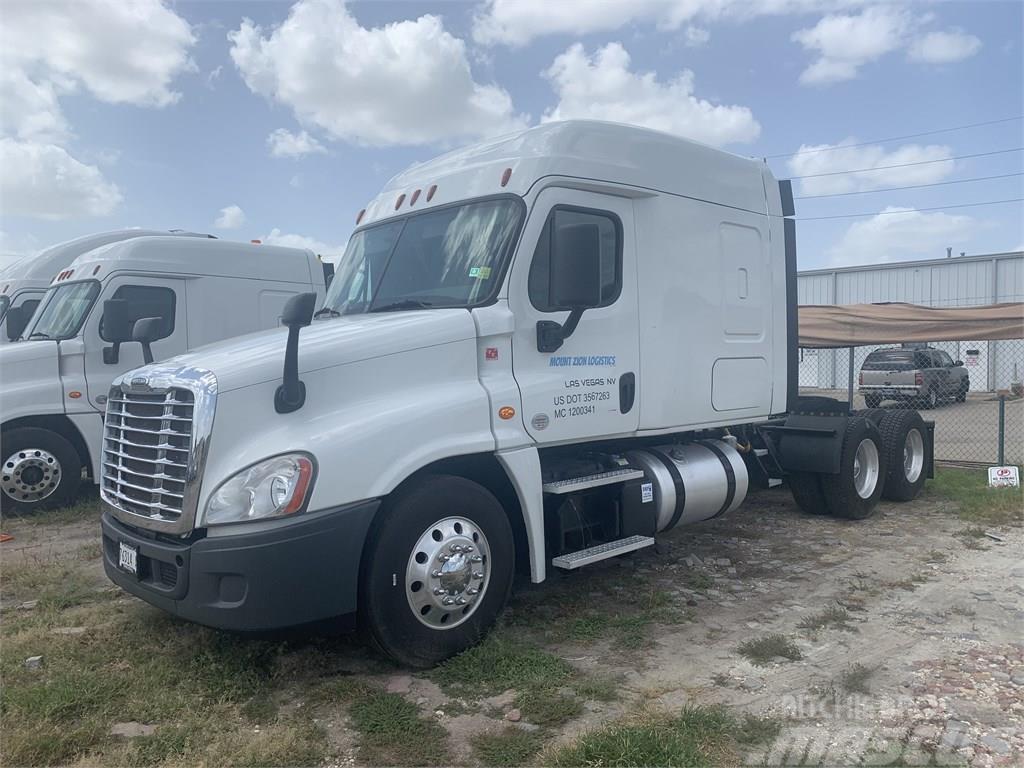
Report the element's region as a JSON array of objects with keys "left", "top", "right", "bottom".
[
  {"left": 496, "top": 446, "right": 546, "bottom": 583},
  {"left": 67, "top": 411, "right": 103, "bottom": 480}
]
